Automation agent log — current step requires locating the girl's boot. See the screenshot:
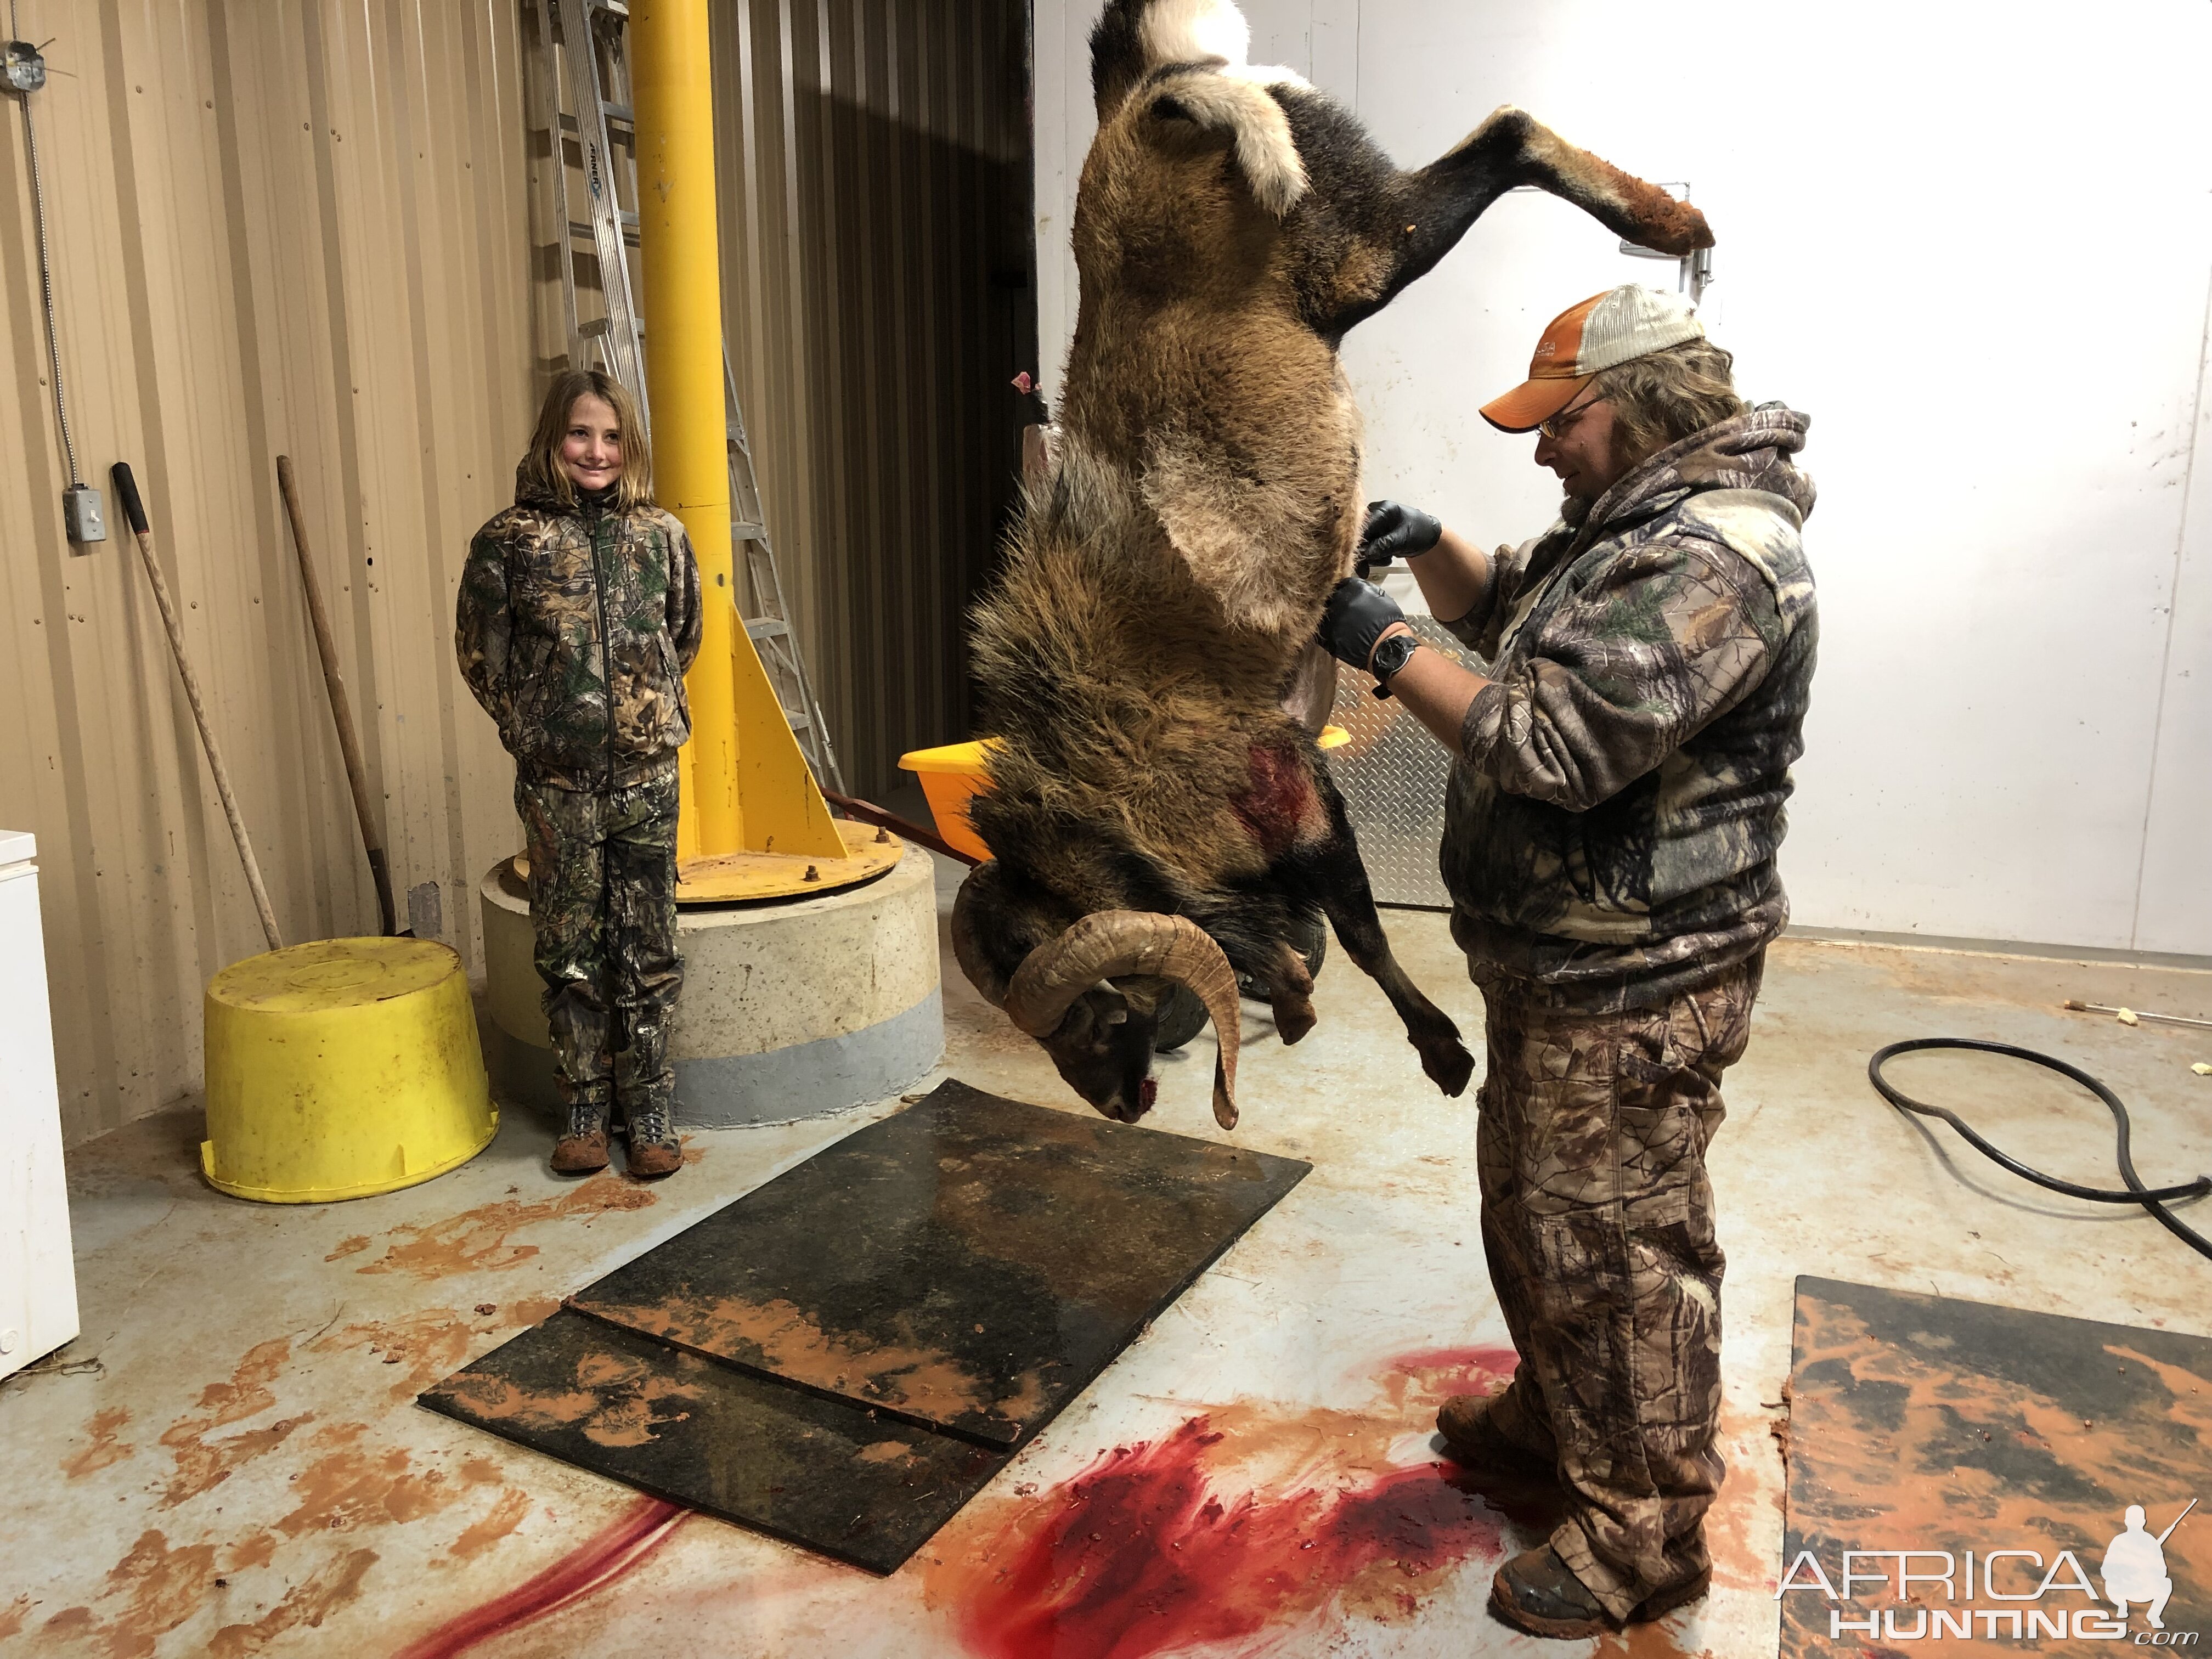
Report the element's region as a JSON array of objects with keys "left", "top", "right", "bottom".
[
  {"left": 552, "top": 1088, "right": 612, "bottom": 1174},
  {"left": 621, "top": 1091, "right": 682, "bottom": 1178}
]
